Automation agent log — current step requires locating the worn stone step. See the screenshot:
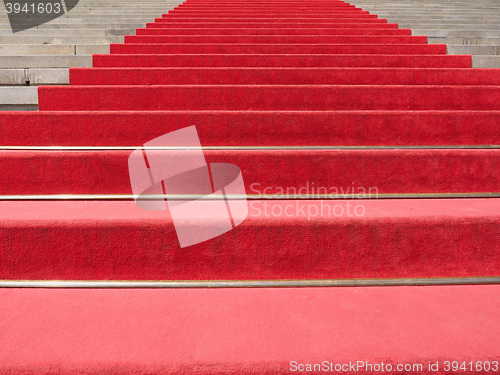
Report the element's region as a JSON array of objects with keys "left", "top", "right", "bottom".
[
  {"left": 428, "top": 36, "right": 500, "bottom": 45},
  {"left": 0, "top": 36, "right": 123, "bottom": 44},
  {"left": 448, "top": 44, "right": 498, "bottom": 55},
  {"left": 0, "top": 86, "right": 38, "bottom": 106},
  {"left": 0, "top": 68, "right": 70, "bottom": 85},
  {"left": 473, "top": 55, "right": 500, "bottom": 68},
  {"left": 32, "top": 23, "right": 145, "bottom": 29},
  {"left": 0, "top": 55, "right": 91, "bottom": 68},
  {"left": 0, "top": 44, "right": 110, "bottom": 55},
  {"left": 411, "top": 29, "right": 500, "bottom": 38}
]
